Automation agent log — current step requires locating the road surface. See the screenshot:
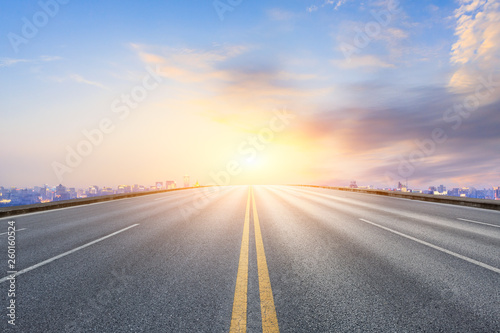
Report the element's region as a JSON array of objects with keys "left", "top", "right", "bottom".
[{"left": 1, "top": 185, "right": 499, "bottom": 332}]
